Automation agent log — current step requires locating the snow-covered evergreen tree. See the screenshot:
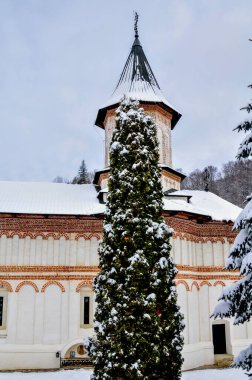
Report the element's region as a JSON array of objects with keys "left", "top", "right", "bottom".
[
  {"left": 213, "top": 85, "right": 252, "bottom": 374},
  {"left": 72, "top": 160, "right": 89, "bottom": 184},
  {"left": 86, "top": 98, "right": 184, "bottom": 379}
]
